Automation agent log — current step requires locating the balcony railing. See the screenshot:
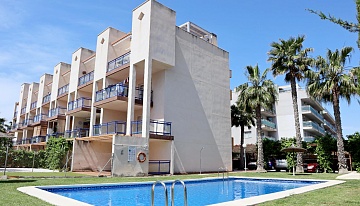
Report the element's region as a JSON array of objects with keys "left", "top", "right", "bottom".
[
  {"left": 48, "top": 107, "right": 66, "bottom": 118},
  {"left": 107, "top": 52, "right": 130, "bottom": 73},
  {"left": 324, "top": 119, "right": 336, "bottom": 132},
  {"left": 93, "top": 121, "right": 126, "bottom": 136},
  {"left": 33, "top": 113, "right": 47, "bottom": 123},
  {"left": 78, "top": 71, "right": 94, "bottom": 86},
  {"left": 58, "top": 84, "right": 69, "bottom": 97},
  {"left": 303, "top": 136, "right": 316, "bottom": 142},
  {"left": 262, "top": 135, "right": 276, "bottom": 141},
  {"left": 302, "top": 105, "right": 324, "bottom": 121},
  {"left": 261, "top": 119, "right": 276, "bottom": 129},
  {"left": 42, "top": 93, "right": 51, "bottom": 104},
  {"left": 13, "top": 111, "right": 17, "bottom": 118},
  {"left": 31, "top": 136, "right": 46, "bottom": 144},
  {"left": 21, "top": 118, "right": 33, "bottom": 127},
  {"left": 303, "top": 121, "right": 325, "bottom": 134},
  {"left": 68, "top": 97, "right": 92, "bottom": 111},
  {"left": 46, "top": 132, "right": 64, "bottom": 140},
  {"left": 20, "top": 106, "right": 26, "bottom": 115},
  {"left": 65, "top": 128, "right": 89, "bottom": 138},
  {"left": 131, "top": 119, "right": 172, "bottom": 136},
  {"left": 30, "top": 101, "right": 37, "bottom": 110},
  {"left": 95, "top": 83, "right": 147, "bottom": 102}
]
